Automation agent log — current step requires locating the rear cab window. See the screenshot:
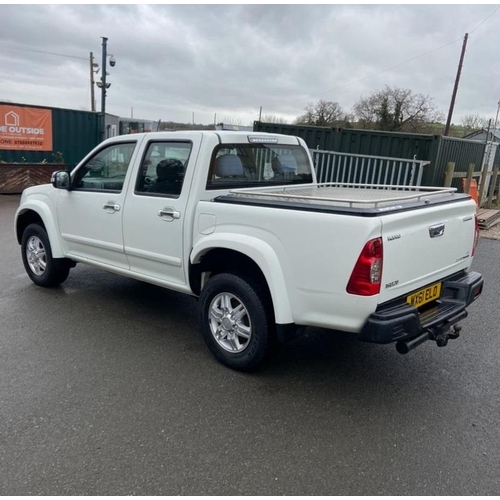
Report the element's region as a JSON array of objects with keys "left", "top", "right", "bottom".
[{"left": 206, "top": 143, "right": 313, "bottom": 190}]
